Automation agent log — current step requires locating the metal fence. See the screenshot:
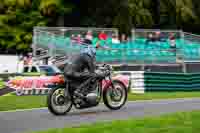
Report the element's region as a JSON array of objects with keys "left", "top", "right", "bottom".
[
  {"left": 32, "top": 27, "right": 200, "bottom": 70},
  {"left": 33, "top": 27, "right": 118, "bottom": 57},
  {"left": 131, "top": 29, "right": 183, "bottom": 41},
  {"left": 183, "top": 32, "right": 200, "bottom": 44}
]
